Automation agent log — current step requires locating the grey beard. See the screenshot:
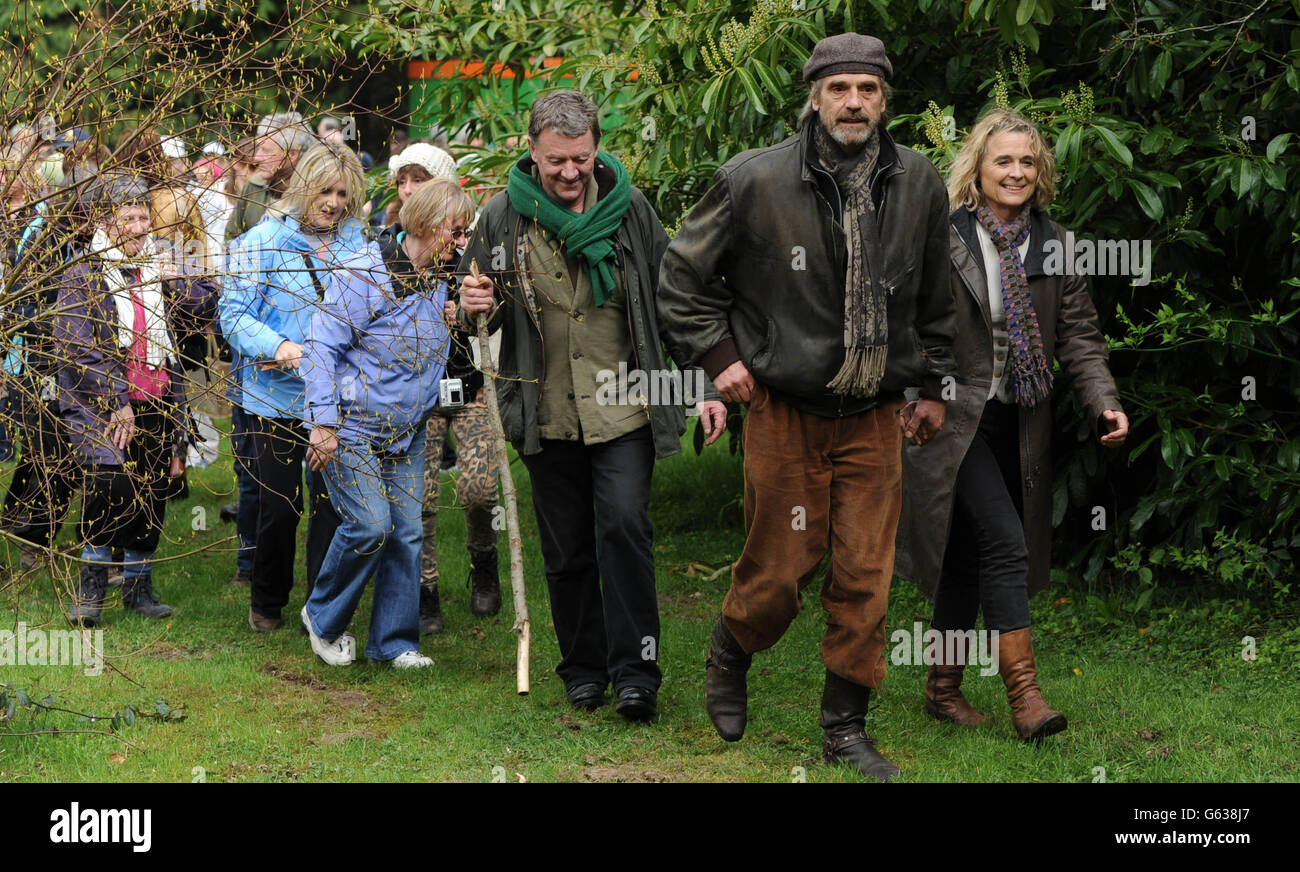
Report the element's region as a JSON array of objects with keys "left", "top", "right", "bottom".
[{"left": 829, "top": 117, "right": 877, "bottom": 148}]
